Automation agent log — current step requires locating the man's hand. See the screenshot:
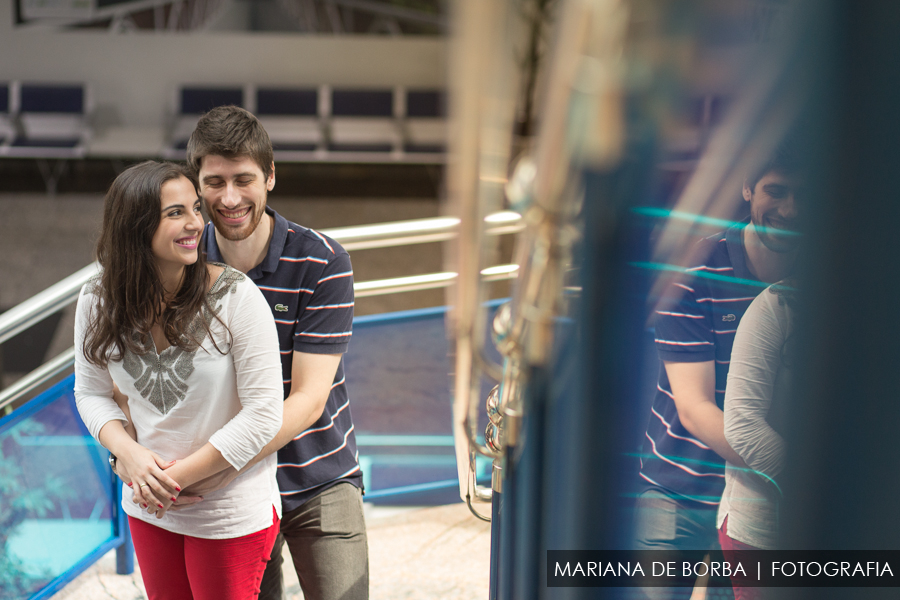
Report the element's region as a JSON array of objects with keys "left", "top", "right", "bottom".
[
  {"left": 168, "top": 495, "right": 205, "bottom": 512},
  {"left": 663, "top": 360, "right": 747, "bottom": 468},
  {"left": 182, "top": 468, "right": 240, "bottom": 497}
]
